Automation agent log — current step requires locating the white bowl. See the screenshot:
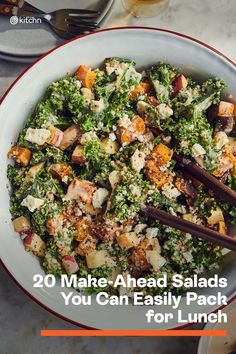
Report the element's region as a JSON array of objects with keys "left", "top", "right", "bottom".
[{"left": 0, "top": 27, "right": 235, "bottom": 330}]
